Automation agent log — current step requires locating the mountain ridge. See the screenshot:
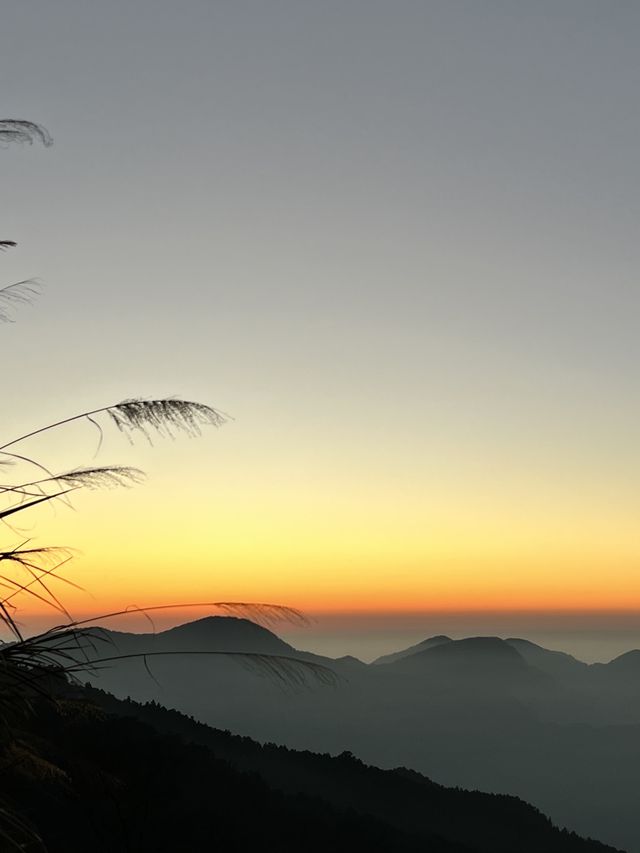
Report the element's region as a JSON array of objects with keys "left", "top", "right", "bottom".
[{"left": 15, "top": 681, "right": 616, "bottom": 853}]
